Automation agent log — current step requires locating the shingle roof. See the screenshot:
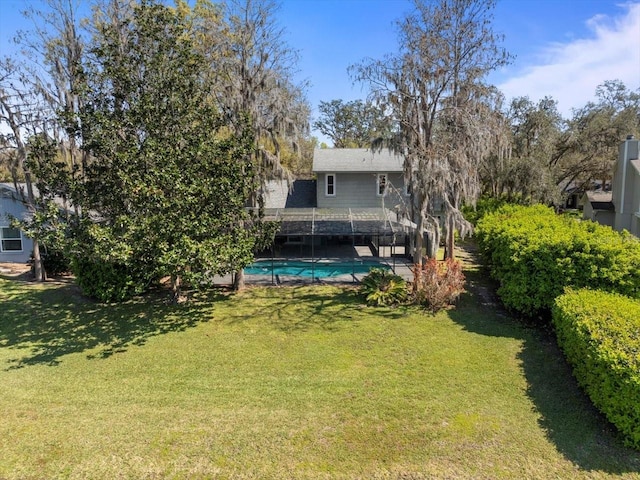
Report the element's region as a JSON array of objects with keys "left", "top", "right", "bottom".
[
  {"left": 0, "top": 183, "right": 24, "bottom": 202},
  {"left": 312, "top": 148, "right": 403, "bottom": 173},
  {"left": 262, "top": 179, "right": 317, "bottom": 209},
  {"left": 585, "top": 191, "right": 615, "bottom": 211}
]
